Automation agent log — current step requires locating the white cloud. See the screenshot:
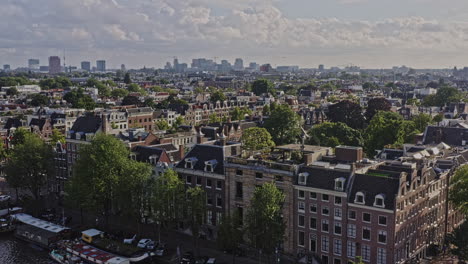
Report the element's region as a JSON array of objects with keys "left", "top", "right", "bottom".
[{"left": 2, "top": 0, "right": 468, "bottom": 68}]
